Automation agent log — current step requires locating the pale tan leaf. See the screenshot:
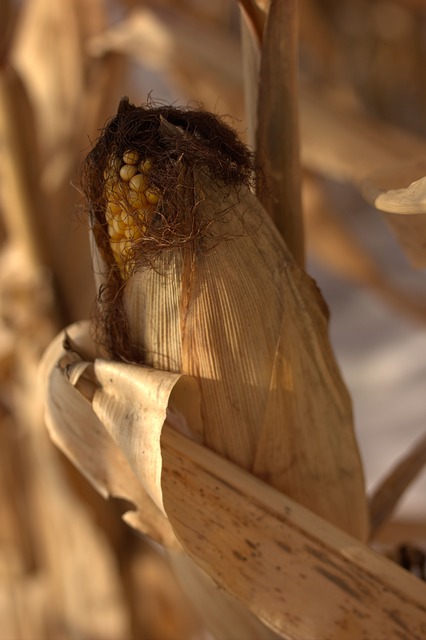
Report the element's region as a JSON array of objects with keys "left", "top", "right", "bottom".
[
  {"left": 240, "top": 8, "right": 261, "bottom": 149},
  {"left": 40, "top": 321, "right": 180, "bottom": 549},
  {"left": 375, "top": 177, "right": 426, "bottom": 214},
  {"left": 41, "top": 329, "right": 426, "bottom": 638},
  {"left": 362, "top": 158, "right": 426, "bottom": 267},
  {"left": 238, "top": 0, "right": 265, "bottom": 44},
  {"left": 304, "top": 173, "right": 426, "bottom": 323},
  {"left": 161, "top": 426, "right": 426, "bottom": 639},
  {"left": 169, "top": 552, "right": 280, "bottom": 640},
  {"left": 91, "top": 359, "right": 202, "bottom": 515}
]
